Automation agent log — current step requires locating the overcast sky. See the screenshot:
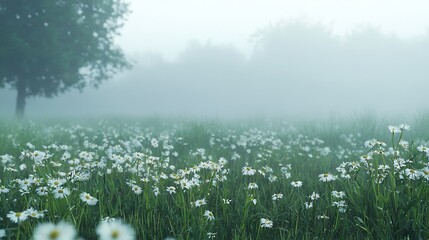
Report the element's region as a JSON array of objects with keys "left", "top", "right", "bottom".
[
  {"left": 2, "top": 0, "right": 429, "bottom": 119},
  {"left": 115, "top": 0, "right": 429, "bottom": 60}
]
